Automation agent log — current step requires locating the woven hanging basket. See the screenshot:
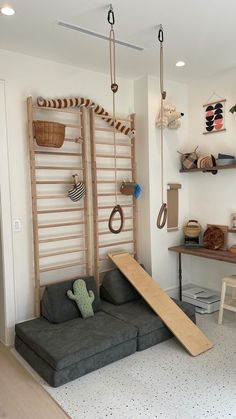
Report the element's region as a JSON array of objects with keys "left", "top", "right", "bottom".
[{"left": 33, "top": 120, "right": 65, "bottom": 148}]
